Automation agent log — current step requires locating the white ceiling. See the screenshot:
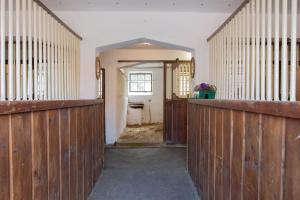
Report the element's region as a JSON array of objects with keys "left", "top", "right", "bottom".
[{"left": 40, "top": 0, "right": 243, "bottom": 13}]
